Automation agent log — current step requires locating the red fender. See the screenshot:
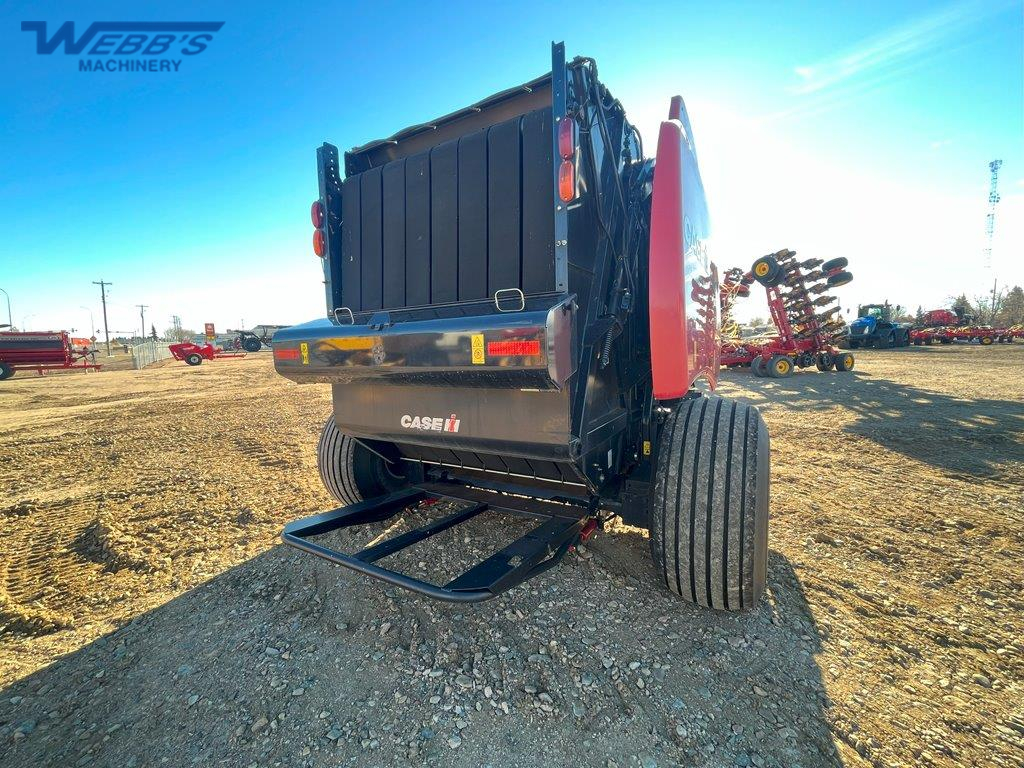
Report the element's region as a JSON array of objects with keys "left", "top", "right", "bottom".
[{"left": 648, "top": 96, "right": 719, "bottom": 399}]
